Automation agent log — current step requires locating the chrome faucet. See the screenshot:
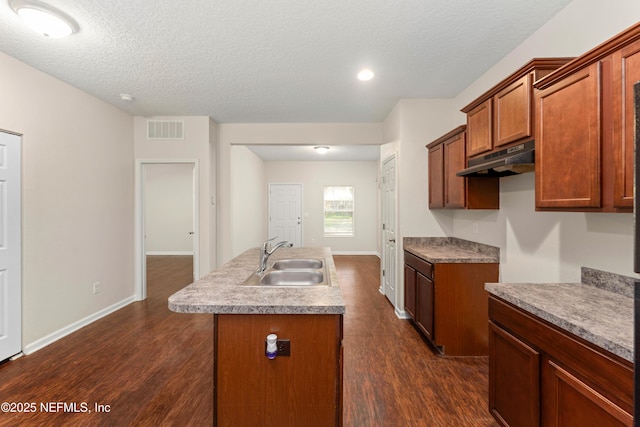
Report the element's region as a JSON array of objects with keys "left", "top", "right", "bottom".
[{"left": 257, "top": 237, "right": 293, "bottom": 274}]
